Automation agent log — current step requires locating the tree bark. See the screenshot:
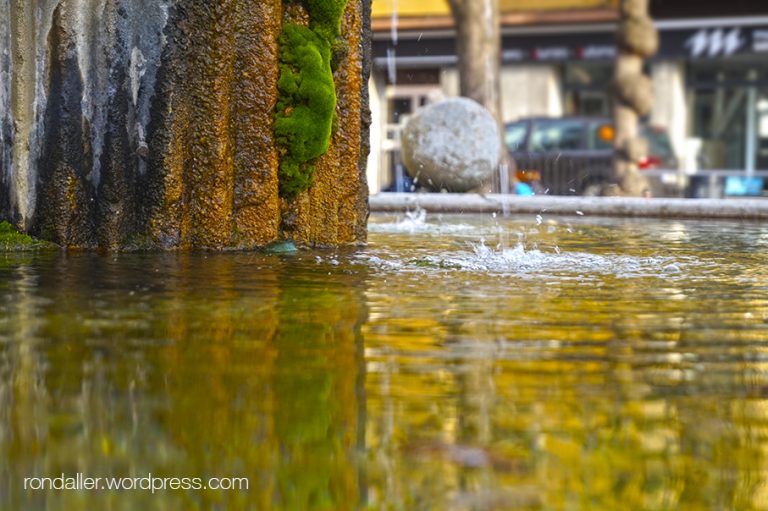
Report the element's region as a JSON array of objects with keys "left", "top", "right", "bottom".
[
  {"left": 448, "top": 0, "right": 502, "bottom": 122},
  {"left": 448, "top": 0, "right": 511, "bottom": 191}
]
